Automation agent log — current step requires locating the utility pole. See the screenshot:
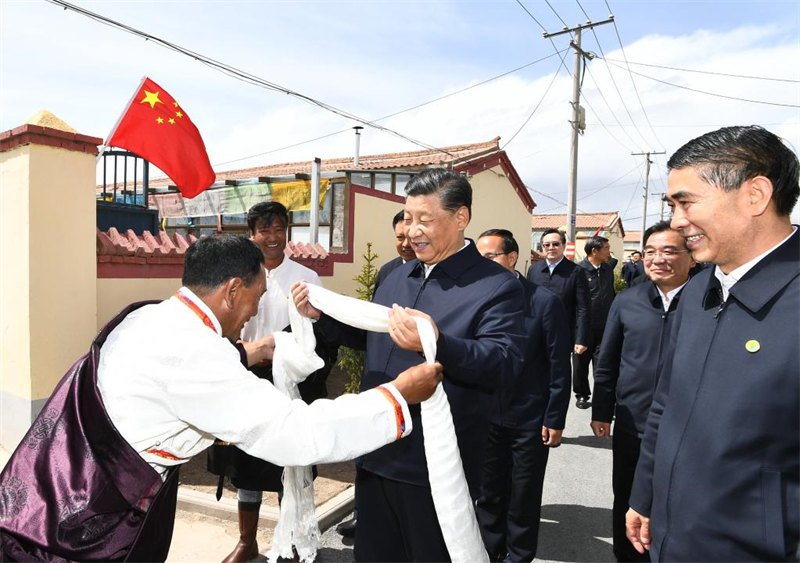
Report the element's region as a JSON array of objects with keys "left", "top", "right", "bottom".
[
  {"left": 658, "top": 192, "right": 667, "bottom": 221},
  {"left": 544, "top": 16, "right": 614, "bottom": 244},
  {"left": 631, "top": 151, "right": 665, "bottom": 239}
]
